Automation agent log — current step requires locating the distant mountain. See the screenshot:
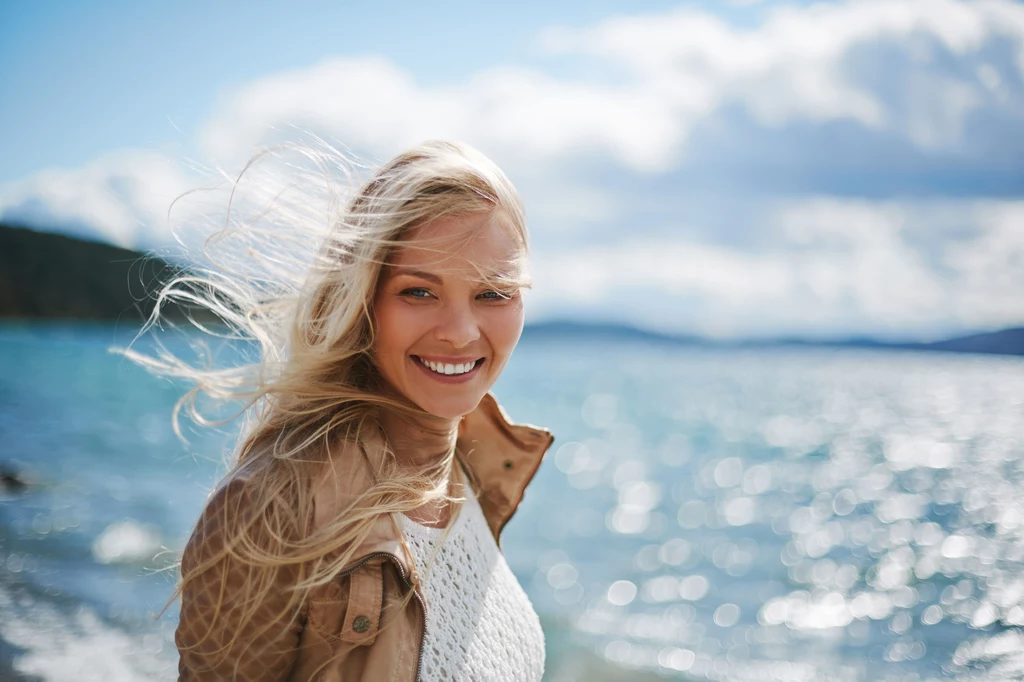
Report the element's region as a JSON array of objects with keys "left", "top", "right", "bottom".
[
  {"left": 522, "top": 320, "right": 1024, "bottom": 357},
  {"left": 2, "top": 223, "right": 1022, "bottom": 356},
  {"left": 0, "top": 223, "right": 179, "bottom": 321},
  {"left": 921, "top": 328, "right": 1024, "bottom": 355},
  {"left": 521, "top": 320, "right": 706, "bottom": 346}
]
